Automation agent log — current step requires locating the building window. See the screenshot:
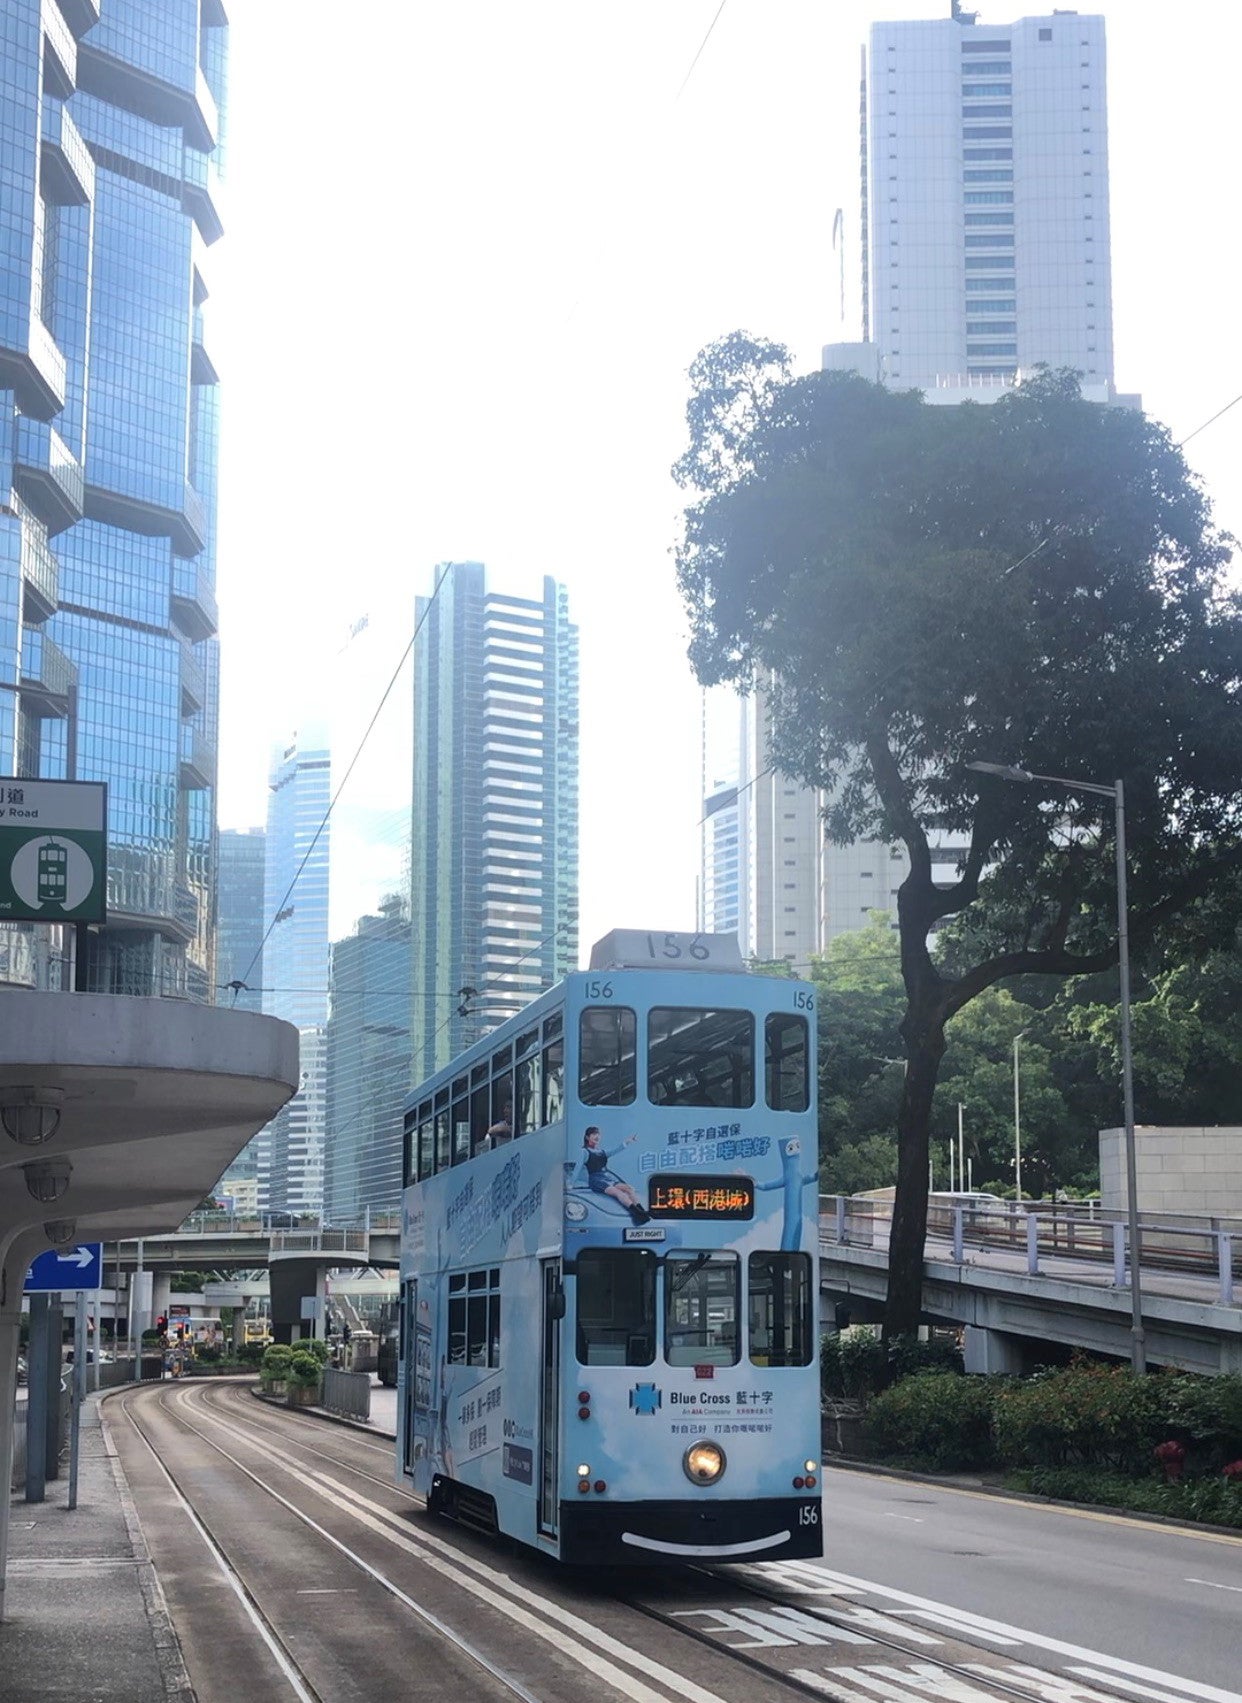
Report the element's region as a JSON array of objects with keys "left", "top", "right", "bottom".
[
  {"left": 962, "top": 104, "right": 1012, "bottom": 119},
  {"left": 964, "top": 192, "right": 1014, "bottom": 205},
  {"left": 964, "top": 170, "right": 1013, "bottom": 183},
  {"left": 962, "top": 84, "right": 1012, "bottom": 98},
  {"left": 1039, "top": 27, "right": 1052, "bottom": 40},
  {"left": 965, "top": 212, "right": 1014, "bottom": 227},
  {"left": 961, "top": 126, "right": 1012, "bottom": 139},
  {"left": 961, "top": 39, "right": 1011, "bottom": 52}
]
